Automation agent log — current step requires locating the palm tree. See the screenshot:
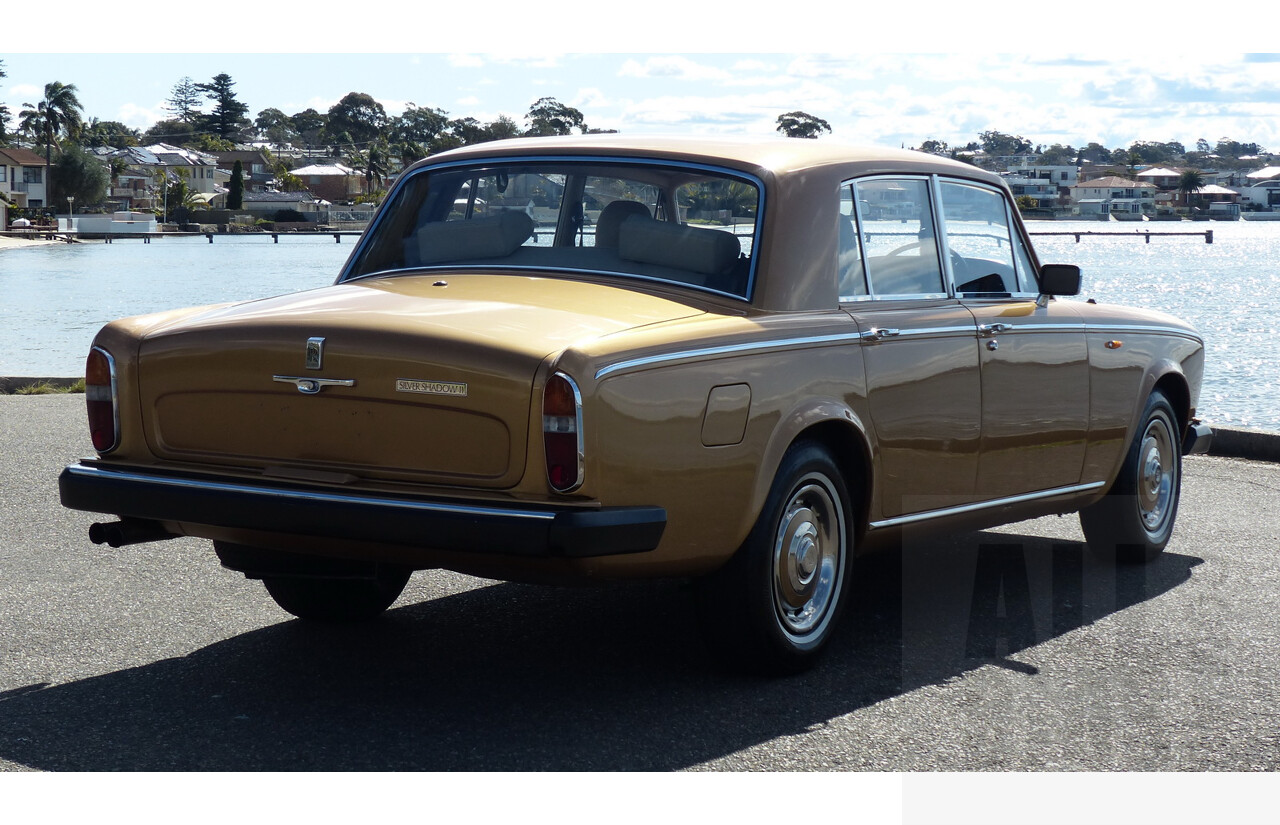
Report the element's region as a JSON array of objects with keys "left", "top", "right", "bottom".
[
  {"left": 18, "top": 81, "right": 84, "bottom": 205},
  {"left": 1178, "top": 169, "right": 1205, "bottom": 210}
]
